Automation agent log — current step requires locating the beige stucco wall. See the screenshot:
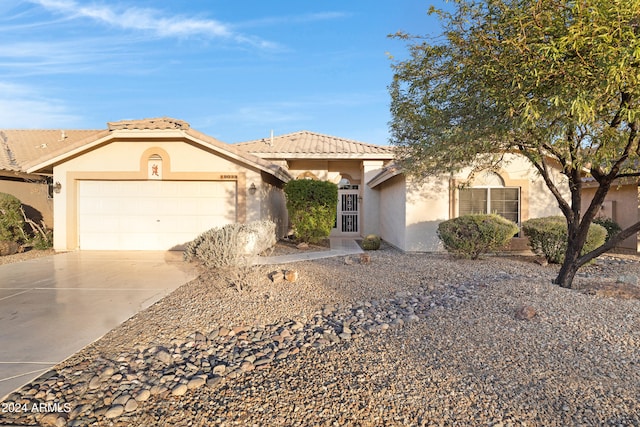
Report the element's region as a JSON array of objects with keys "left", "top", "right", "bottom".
[
  {"left": 52, "top": 138, "right": 268, "bottom": 251},
  {"left": 361, "top": 161, "right": 385, "bottom": 236},
  {"left": 377, "top": 175, "right": 450, "bottom": 252},
  {"left": 285, "top": 159, "right": 363, "bottom": 183},
  {"left": 581, "top": 184, "right": 639, "bottom": 251},
  {"left": 259, "top": 171, "right": 288, "bottom": 238},
  {"left": 0, "top": 180, "right": 53, "bottom": 227},
  {"left": 403, "top": 176, "right": 451, "bottom": 252},
  {"left": 377, "top": 174, "right": 407, "bottom": 250},
  {"left": 375, "top": 153, "right": 568, "bottom": 252}
]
